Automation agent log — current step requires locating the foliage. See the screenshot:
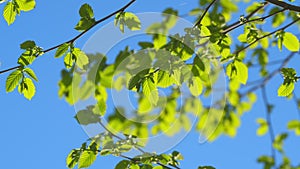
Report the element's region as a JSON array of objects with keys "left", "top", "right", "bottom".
[{"left": 1, "top": 0, "right": 300, "bottom": 169}]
